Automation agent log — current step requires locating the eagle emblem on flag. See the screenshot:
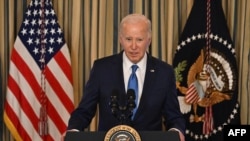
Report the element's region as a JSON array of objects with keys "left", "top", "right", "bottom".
[{"left": 173, "top": 0, "right": 240, "bottom": 140}]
